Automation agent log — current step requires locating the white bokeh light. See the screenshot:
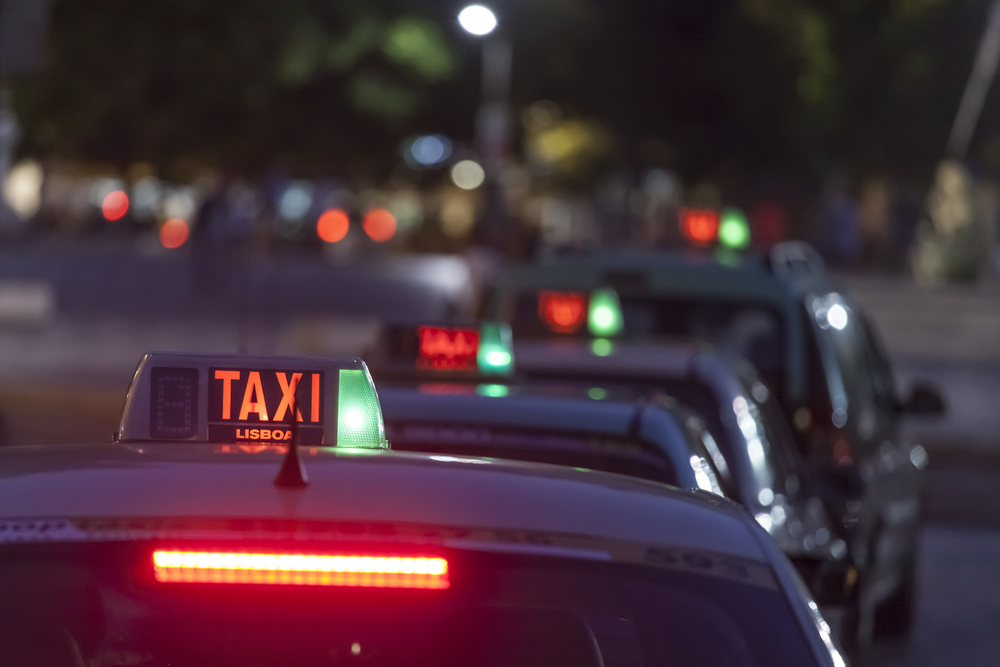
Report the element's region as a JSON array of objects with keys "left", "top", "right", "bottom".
[
  {"left": 827, "top": 303, "right": 849, "bottom": 330},
  {"left": 458, "top": 5, "right": 497, "bottom": 36},
  {"left": 451, "top": 160, "right": 486, "bottom": 190}
]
